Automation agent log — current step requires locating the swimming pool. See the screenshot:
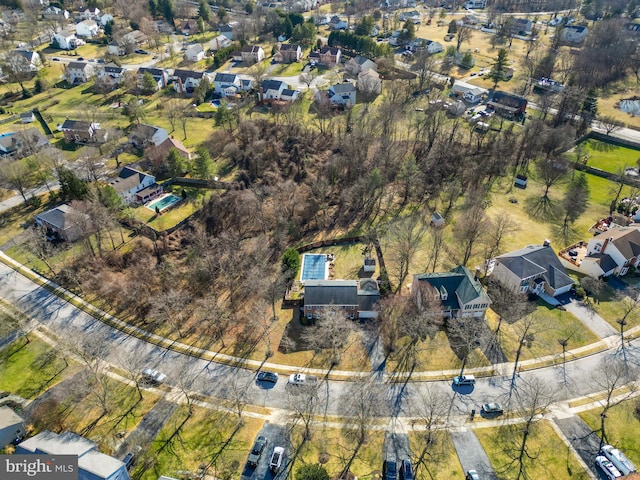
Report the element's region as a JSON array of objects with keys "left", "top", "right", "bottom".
[
  {"left": 301, "top": 254, "right": 329, "bottom": 281},
  {"left": 147, "top": 194, "right": 182, "bottom": 212}
]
